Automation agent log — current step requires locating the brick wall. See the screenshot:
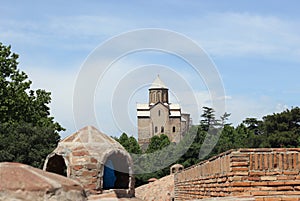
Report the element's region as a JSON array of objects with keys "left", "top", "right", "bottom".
[{"left": 174, "top": 148, "right": 300, "bottom": 201}]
